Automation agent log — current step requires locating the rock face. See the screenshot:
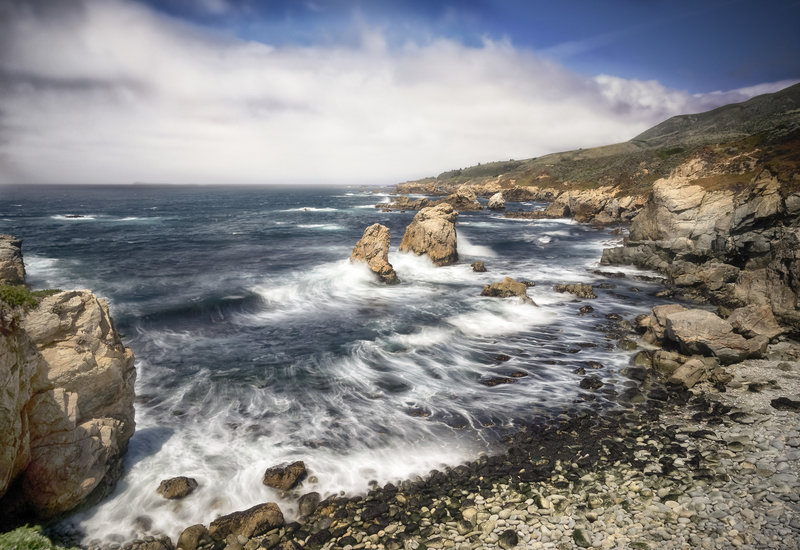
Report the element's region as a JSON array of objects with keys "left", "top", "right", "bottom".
[
  {"left": 350, "top": 224, "right": 398, "bottom": 284},
  {"left": 481, "top": 277, "right": 535, "bottom": 305},
  {"left": 0, "top": 264, "right": 136, "bottom": 523},
  {"left": 262, "top": 461, "right": 307, "bottom": 491},
  {"left": 157, "top": 476, "right": 199, "bottom": 500},
  {"left": 443, "top": 187, "right": 482, "bottom": 211},
  {"left": 602, "top": 159, "right": 800, "bottom": 330},
  {"left": 487, "top": 192, "right": 506, "bottom": 211},
  {"left": 399, "top": 204, "right": 459, "bottom": 266},
  {"left": 0, "top": 235, "right": 25, "bottom": 285}
]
